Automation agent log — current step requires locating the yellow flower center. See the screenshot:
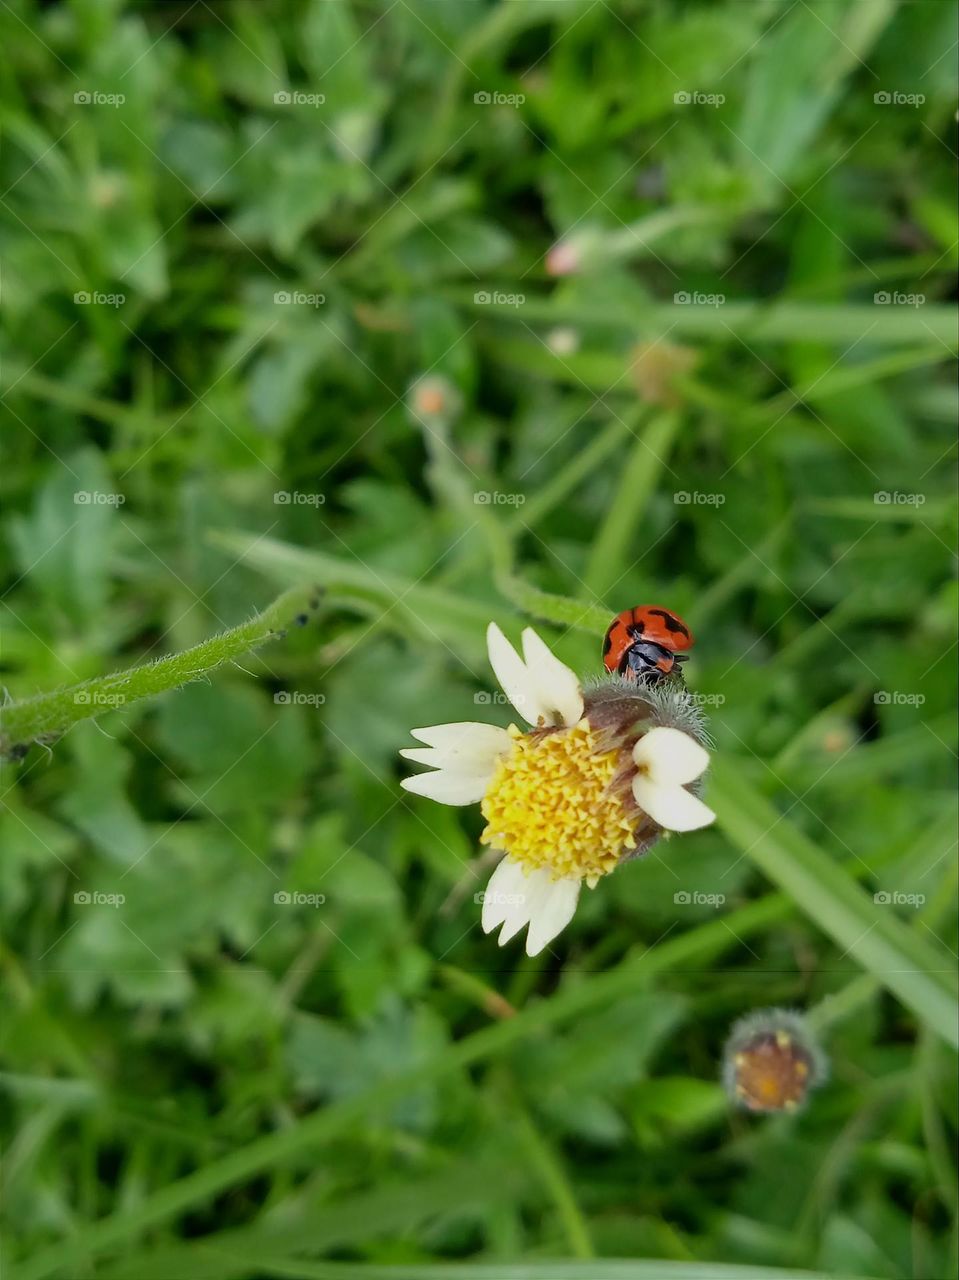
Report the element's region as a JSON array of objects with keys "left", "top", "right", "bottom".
[{"left": 479, "top": 720, "right": 636, "bottom": 881}]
